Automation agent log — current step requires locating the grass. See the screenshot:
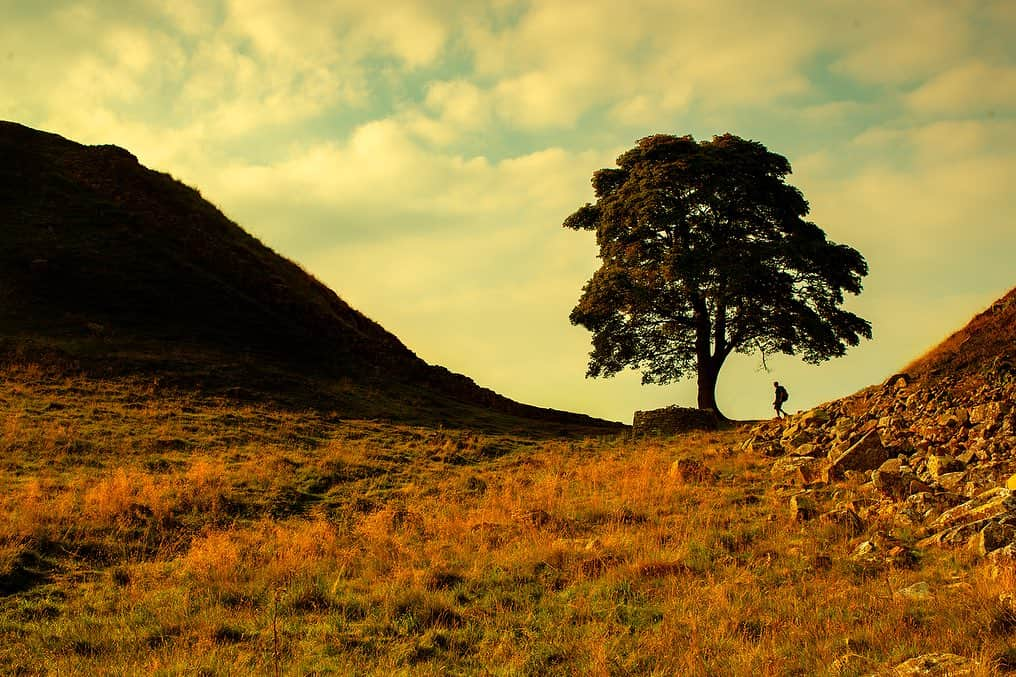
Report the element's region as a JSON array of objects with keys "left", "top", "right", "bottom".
[{"left": 0, "top": 362, "right": 1011, "bottom": 675}]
